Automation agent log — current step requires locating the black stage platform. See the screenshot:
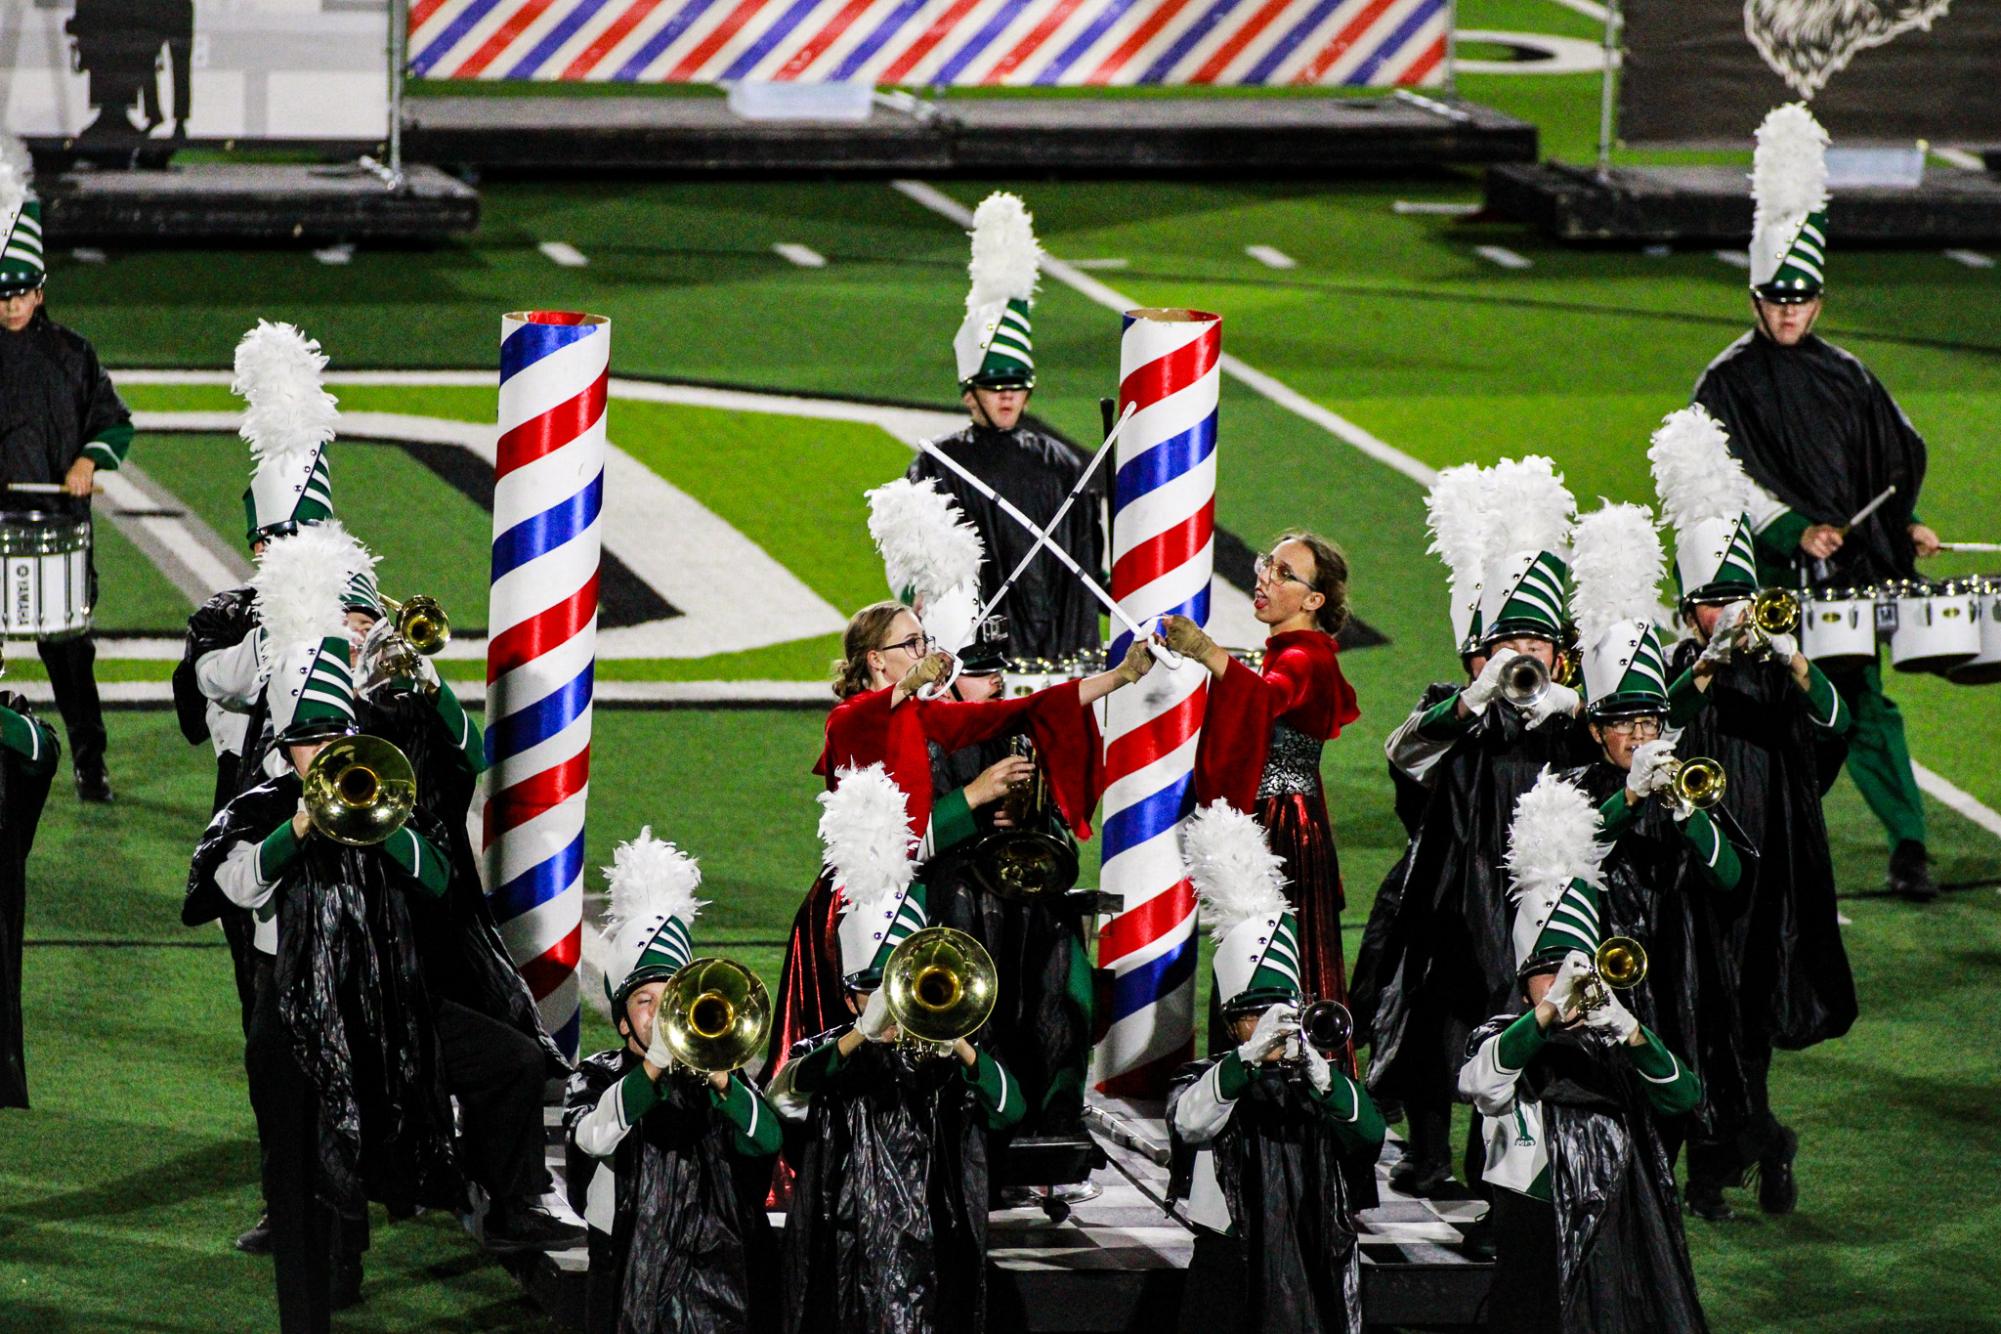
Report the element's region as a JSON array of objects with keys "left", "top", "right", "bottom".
[
  {"left": 503, "top": 1098, "right": 1493, "bottom": 1332},
  {"left": 1488, "top": 161, "right": 2001, "bottom": 246},
  {"left": 32, "top": 163, "right": 479, "bottom": 242},
  {"left": 404, "top": 91, "right": 1535, "bottom": 175}
]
